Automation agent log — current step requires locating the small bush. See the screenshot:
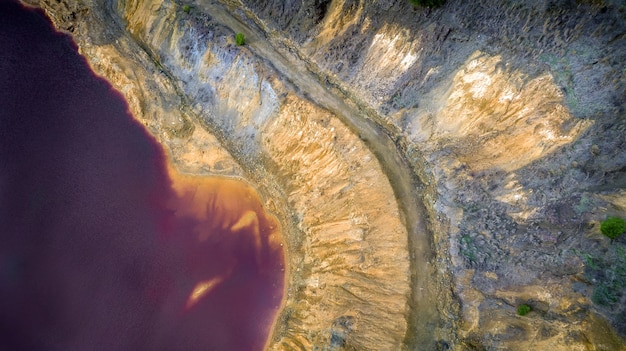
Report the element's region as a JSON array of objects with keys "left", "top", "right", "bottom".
[
  {"left": 601, "top": 216, "right": 626, "bottom": 241},
  {"left": 183, "top": 5, "right": 190, "bottom": 13},
  {"left": 517, "top": 304, "right": 531, "bottom": 316},
  {"left": 408, "top": 0, "right": 445, "bottom": 8},
  {"left": 235, "top": 32, "right": 245, "bottom": 46}
]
